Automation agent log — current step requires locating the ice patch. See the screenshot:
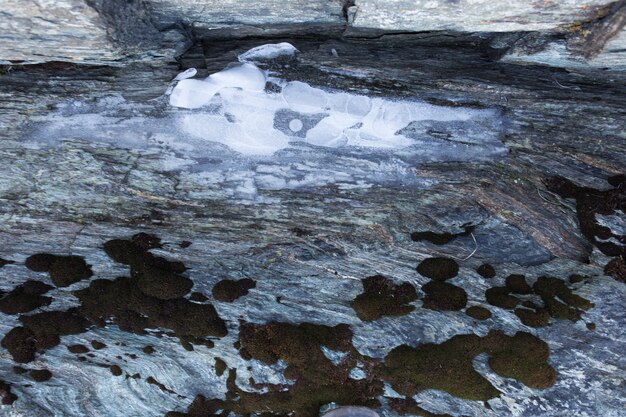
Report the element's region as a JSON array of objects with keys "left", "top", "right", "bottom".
[
  {"left": 238, "top": 42, "right": 299, "bottom": 63},
  {"left": 22, "top": 43, "right": 508, "bottom": 199},
  {"left": 168, "top": 50, "right": 502, "bottom": 156}
]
